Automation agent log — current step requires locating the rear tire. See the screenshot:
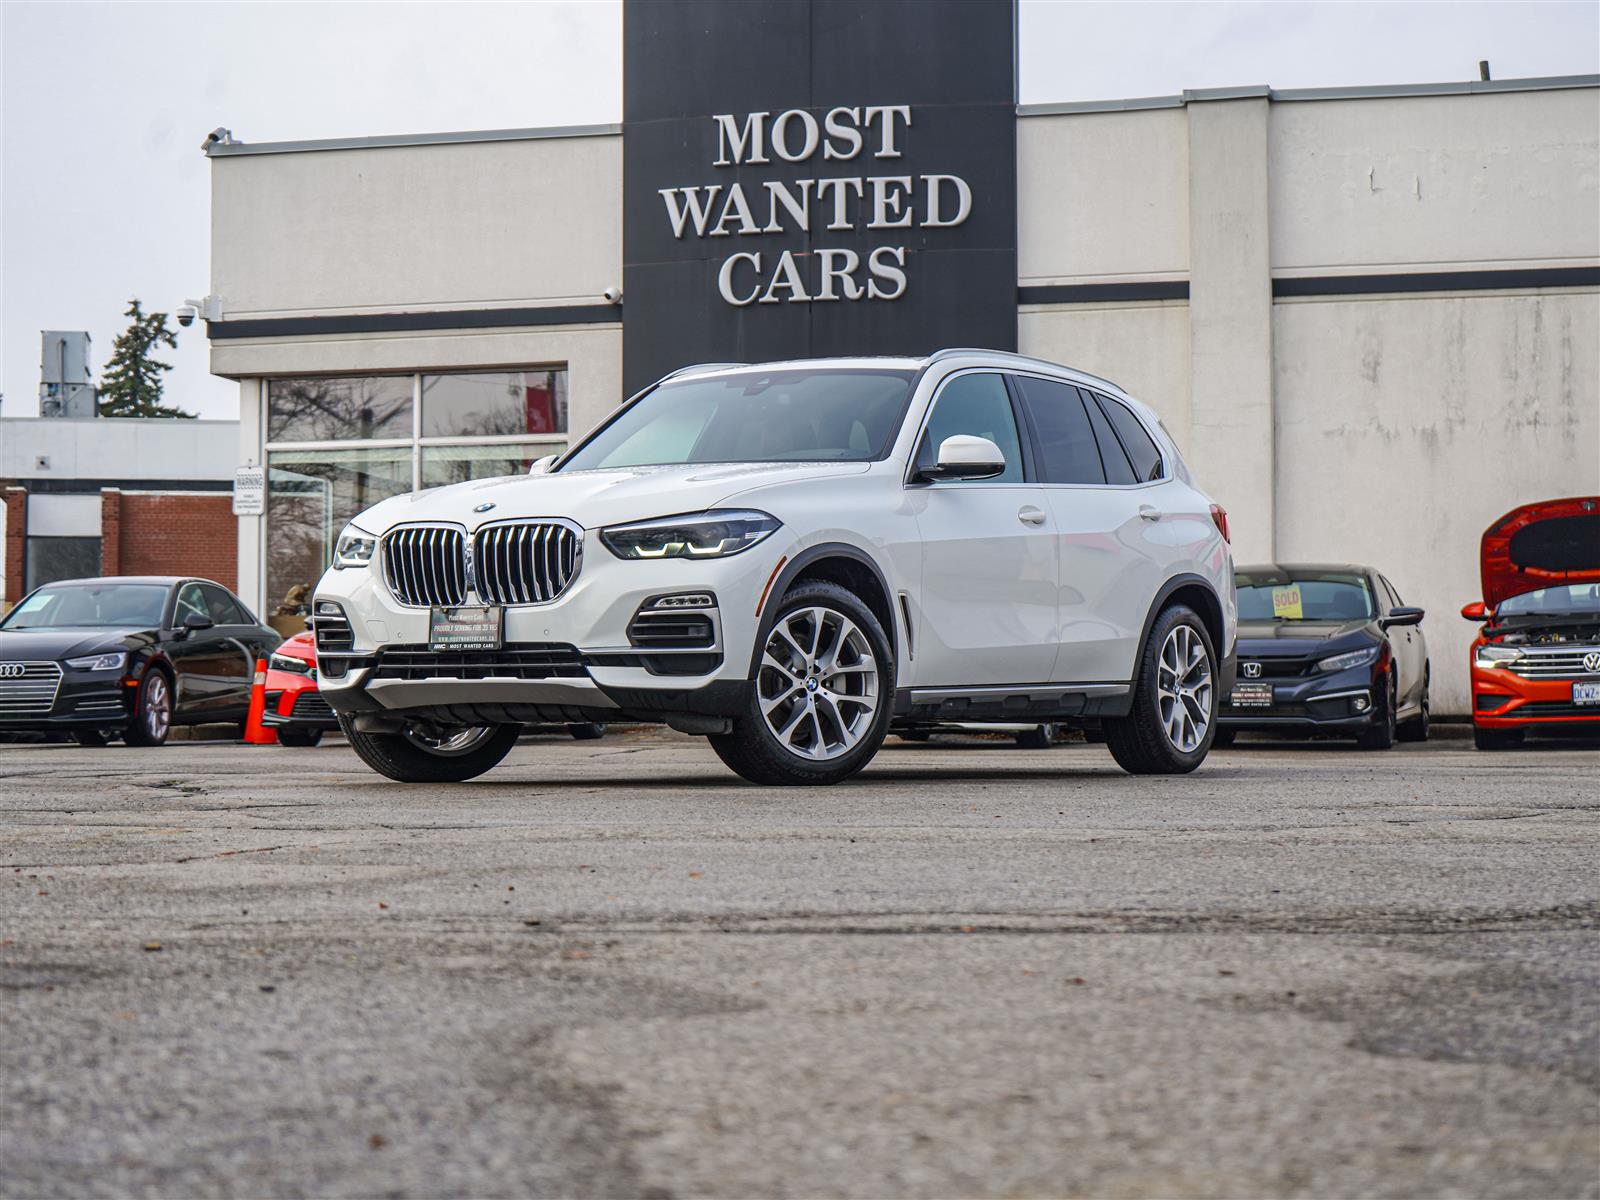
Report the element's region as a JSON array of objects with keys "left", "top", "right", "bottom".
[
  {"left": 1103, "top": 604, "right": 1217, "bottom": 775},
  {"left": 1397, "top": 671, "right": 1430, "bottom": 743},
  {"left": 277, "top": 727, "right": 324, "bottom": 748},
  {"left": 1014, "top": 724, "right": 1059, "bottom": 749},
  {"left": 123, "top": 669, "right": 172, "bottom": 747},
  {"left": 1473, "top": 725, "right": 1524, "bottom": 751},
  {"left": 710, "top": 580, "right": 893, "bottom": 786},
  {"left": 73, "top": 729, "right": 114, "bottom": 747},
  {"left": 341, "top": 719, "right": 519, "bottom": 783},
  {"left": 566, "top": 722, "right": 607, "bottom": 741}
]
